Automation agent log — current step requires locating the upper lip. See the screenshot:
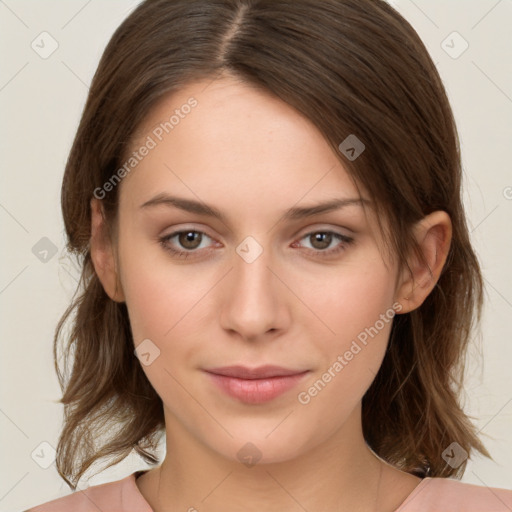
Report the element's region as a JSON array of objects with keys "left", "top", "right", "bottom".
[{"left": 204, "top": 365, "right": 309, "bottom": 380}]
